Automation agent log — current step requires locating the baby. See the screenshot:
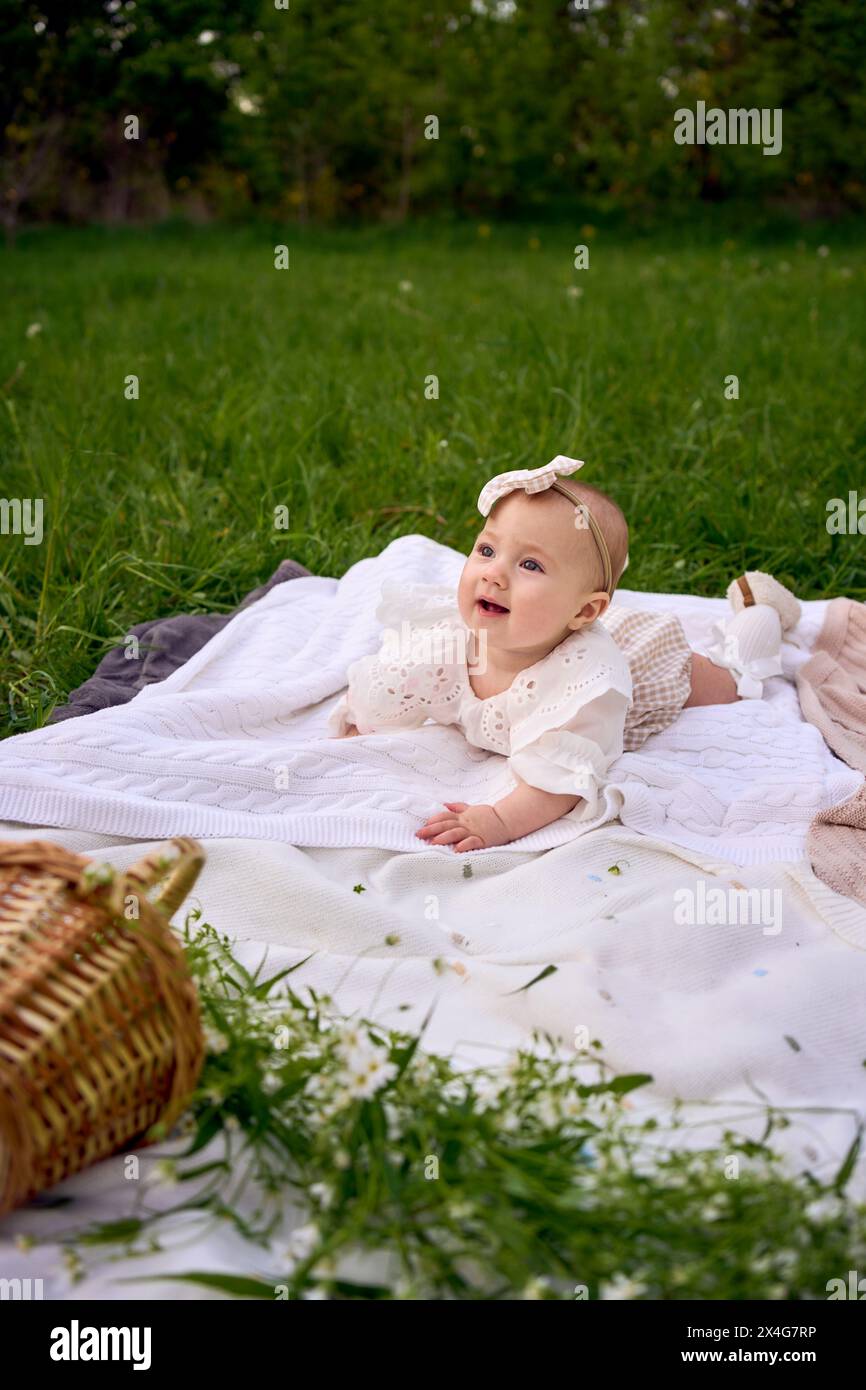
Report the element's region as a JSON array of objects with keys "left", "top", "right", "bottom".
[{"left": 328, "top": 456, "right": 801, "bottom": 852}]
